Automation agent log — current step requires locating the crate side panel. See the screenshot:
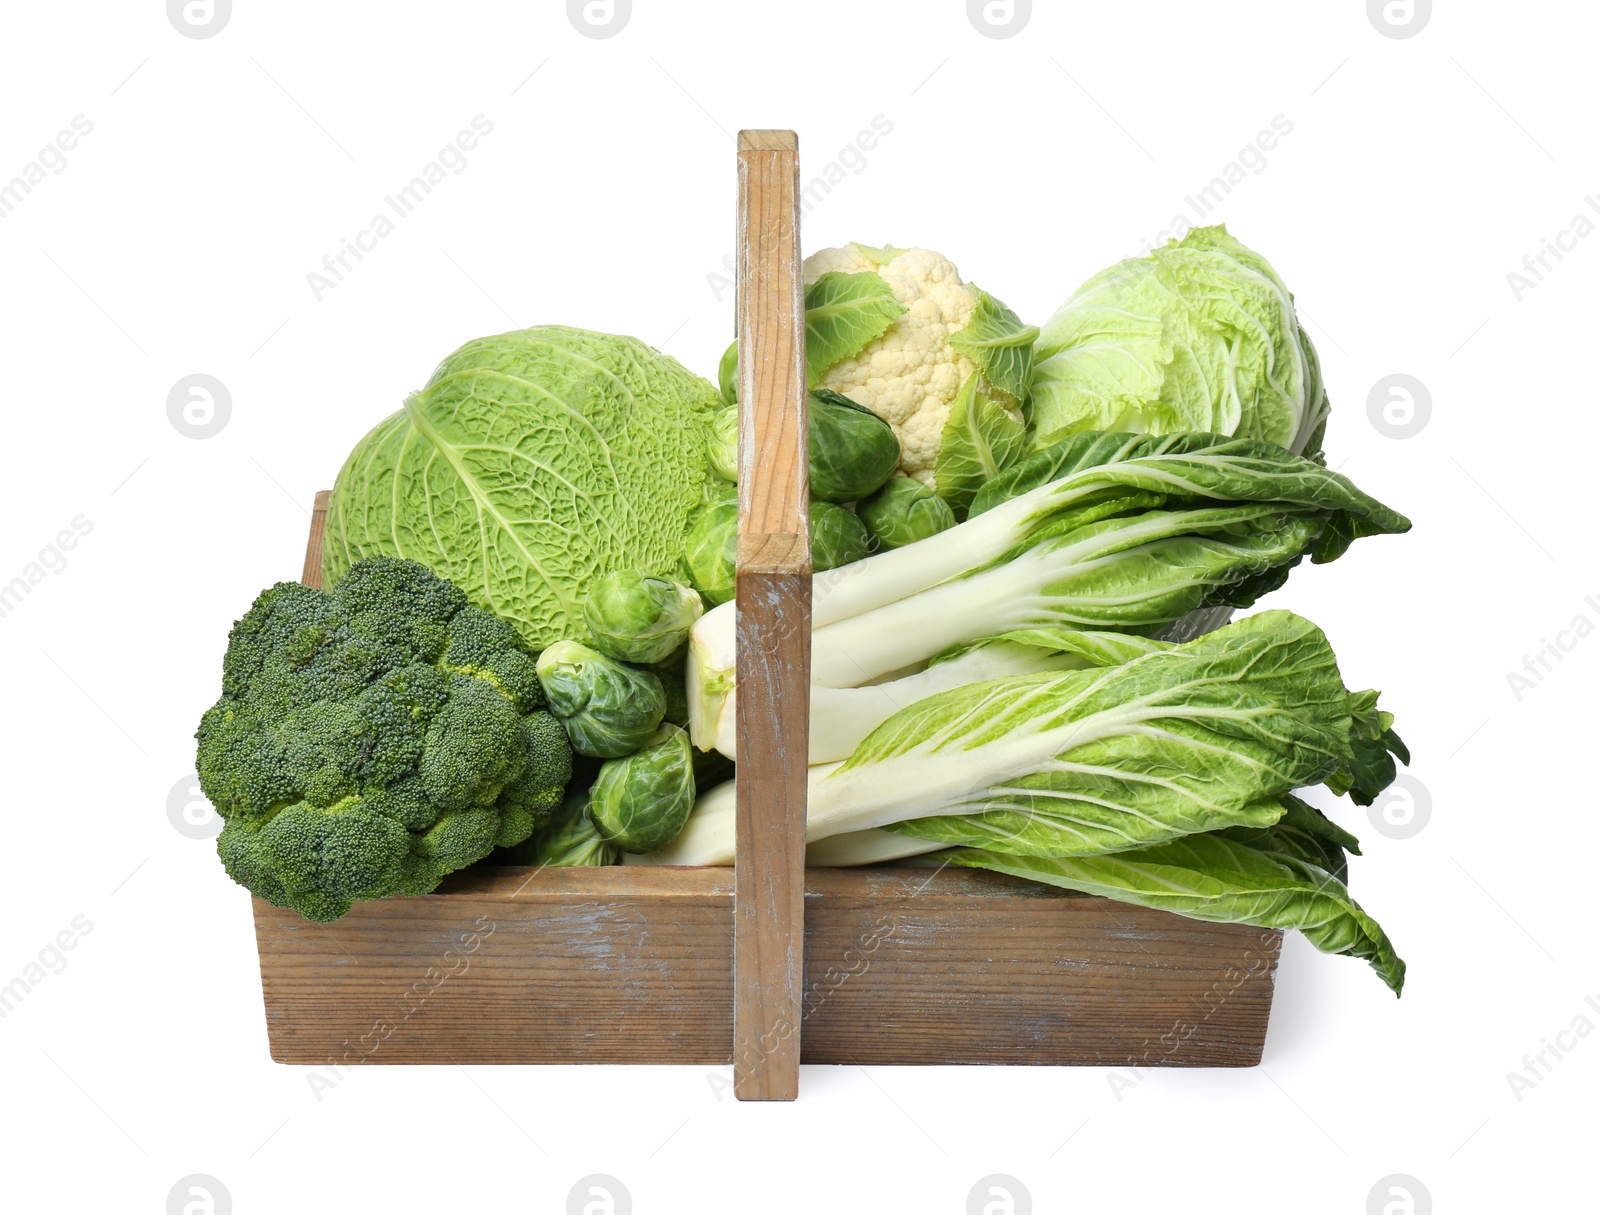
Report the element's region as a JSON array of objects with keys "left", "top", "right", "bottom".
[
  {"left": 799, "top": 890, "right": 1280, "bottom": 1067},
  {"left": 254, "top": 888, "right": 736, "bottom": 1065}
]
